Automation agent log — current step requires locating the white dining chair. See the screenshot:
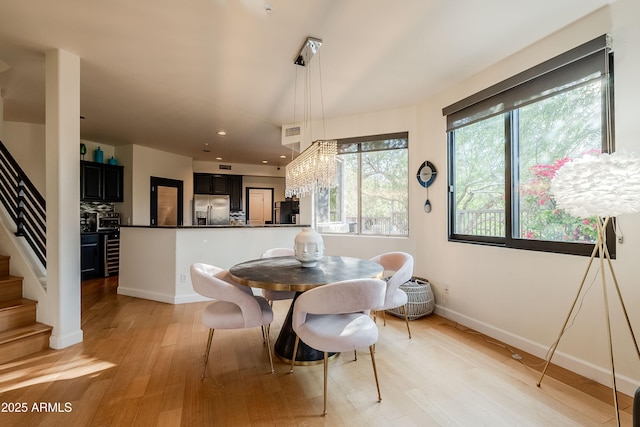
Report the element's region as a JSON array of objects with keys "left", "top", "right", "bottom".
[
  {"left": 260, "top": 247, "right": 296, "bottom": 305},
  {"left": 369, "top": 252, "right": 414, "bottom": 339},
  {"left": 289, "top": 278, "right": 386, "bottom": 415},
  {"left": 190, "top": 263, "right": 275, "bottom": 379}
]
